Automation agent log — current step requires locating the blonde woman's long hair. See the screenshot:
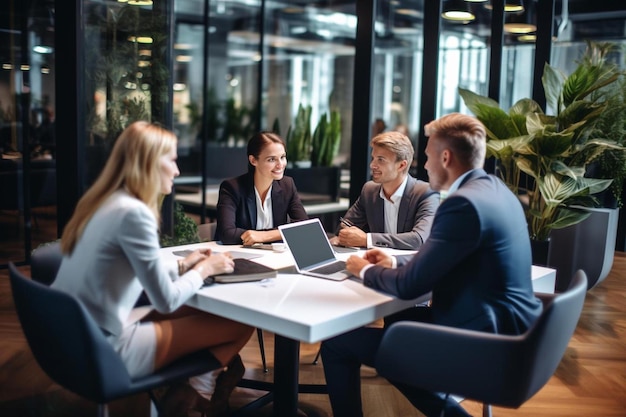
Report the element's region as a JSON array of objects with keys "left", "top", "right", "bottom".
[{"left": 60, "top": 121, "right": 177, "bottom": 254}]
